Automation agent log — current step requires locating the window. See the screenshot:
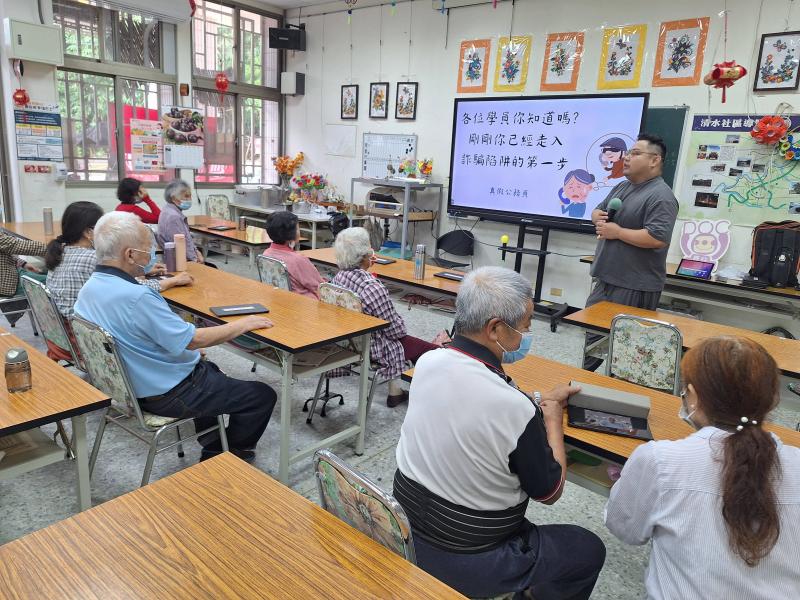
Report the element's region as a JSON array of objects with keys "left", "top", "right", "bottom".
[
  {"left": 115, "top": 11, "right": 162, "bottom": 70},
  {"left": 192, "top": 1, "right": 282, "bottom": 185},
  {"left": 121, "top": 80, "right": 175, "bottom": 182},
  {"left": 54, "top": 0, "right": 101, "bottom": 59},
  {"left": 57, "top": 71, "right": 117, "bottom": 182}
]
